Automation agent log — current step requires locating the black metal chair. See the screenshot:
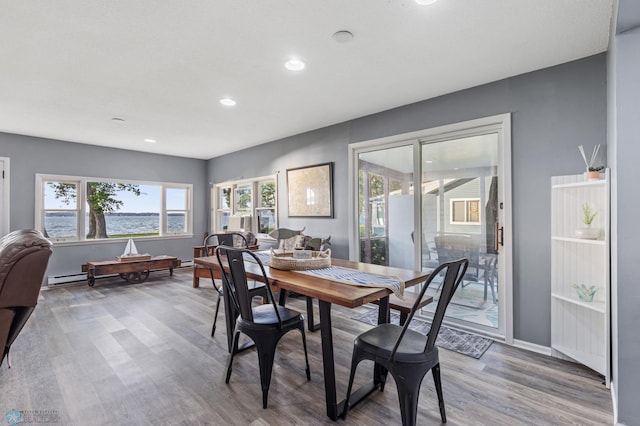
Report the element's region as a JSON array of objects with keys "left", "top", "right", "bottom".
[
  {"left": 215, "top": 246, "right": 311, "bottom": 409},
  {"left": 204, "top": 232, "right": 268, "bottom": 338},
  {"left": 342, "top": 258, "right": 469, "bottom": 426}
]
